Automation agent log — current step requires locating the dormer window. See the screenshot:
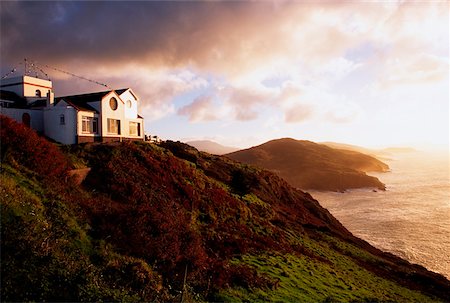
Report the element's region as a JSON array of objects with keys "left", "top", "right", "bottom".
[{"left": 35, "top": 90, "right": 42, "bottom": 97}]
